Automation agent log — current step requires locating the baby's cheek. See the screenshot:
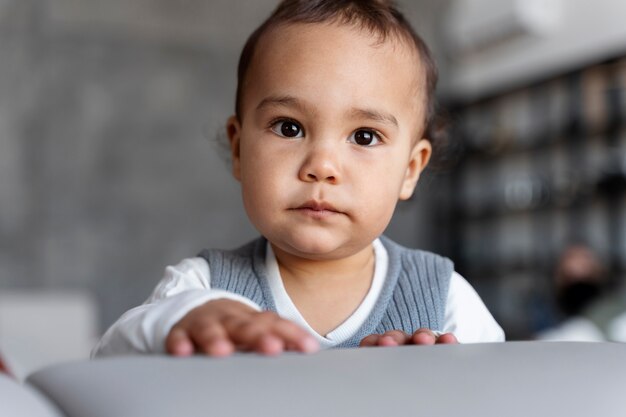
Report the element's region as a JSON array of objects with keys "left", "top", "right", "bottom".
[{"left": 357, "top": 191, "right": 397, "bottom": 228}]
